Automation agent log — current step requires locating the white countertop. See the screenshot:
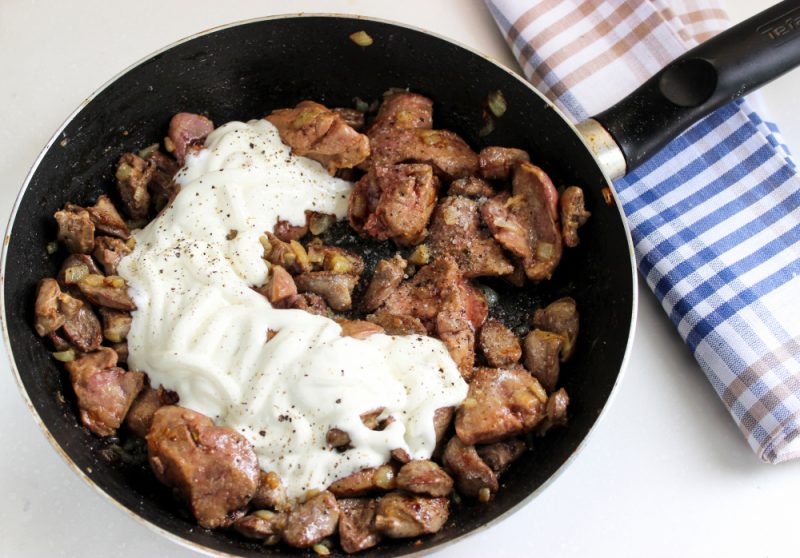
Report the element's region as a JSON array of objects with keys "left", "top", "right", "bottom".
[{"left": 2, "top": 1, "right": 798, "bottom": 557}]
